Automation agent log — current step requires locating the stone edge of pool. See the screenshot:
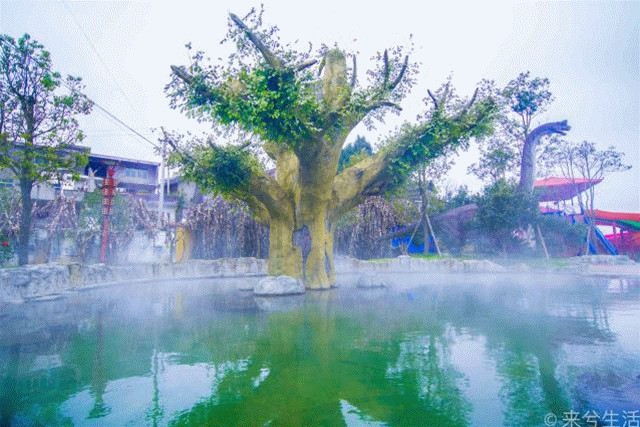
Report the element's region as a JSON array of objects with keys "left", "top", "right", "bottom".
[{"left": 1, "top": 255, "right": 638, "bottom": 304}]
